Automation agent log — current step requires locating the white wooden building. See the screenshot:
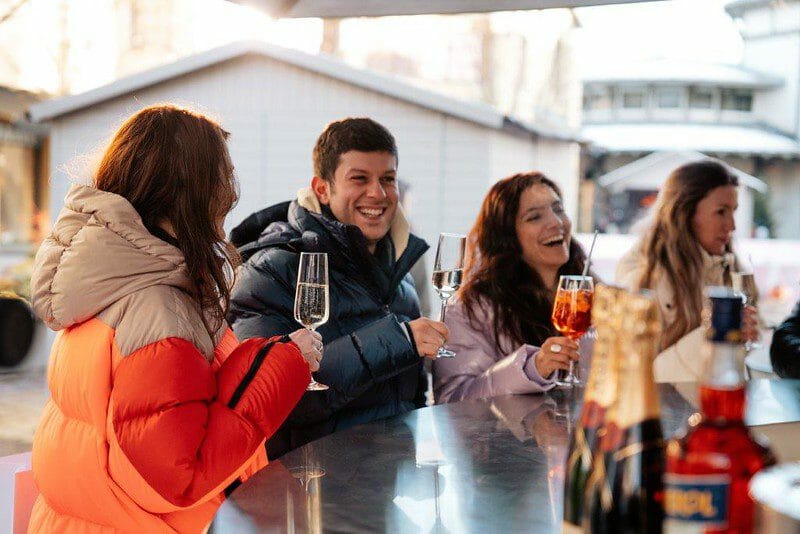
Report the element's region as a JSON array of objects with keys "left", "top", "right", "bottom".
[{"left": 28, "top": 40, "right": 580, "bottom": 254}]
